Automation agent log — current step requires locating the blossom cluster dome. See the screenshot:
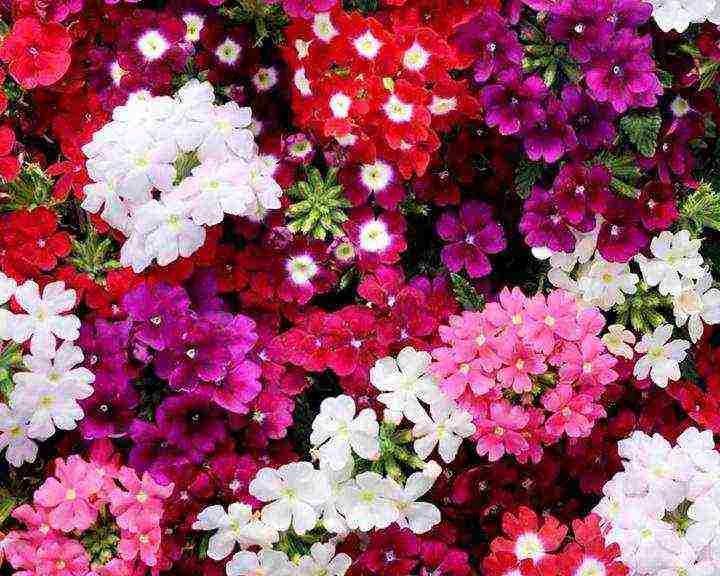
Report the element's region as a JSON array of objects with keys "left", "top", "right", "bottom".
[
  {"left": 82, "top": 80, "right": 283, "bottom": 272},
  {"left": 432, "top": 287, "right": 618, "bottom": 462}
]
